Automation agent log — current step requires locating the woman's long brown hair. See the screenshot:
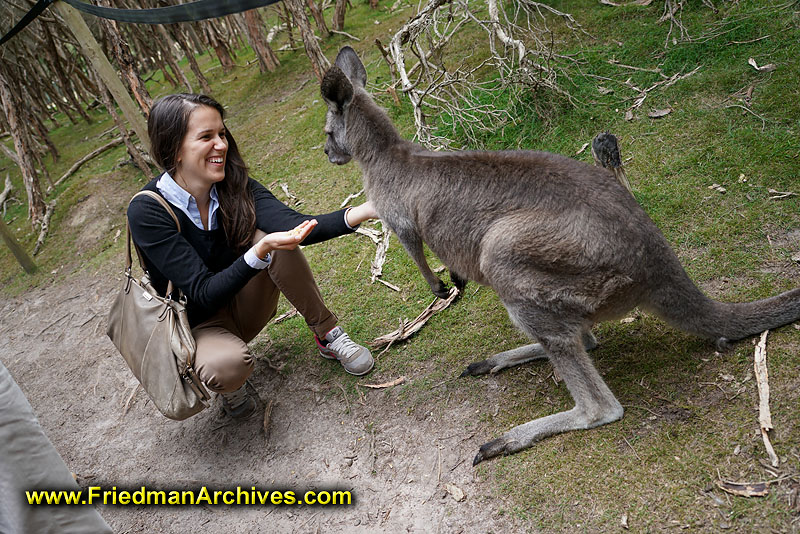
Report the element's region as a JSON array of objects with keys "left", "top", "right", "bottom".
[{"left": 148, "top": 93, "right": 256, "bottom": 252}]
